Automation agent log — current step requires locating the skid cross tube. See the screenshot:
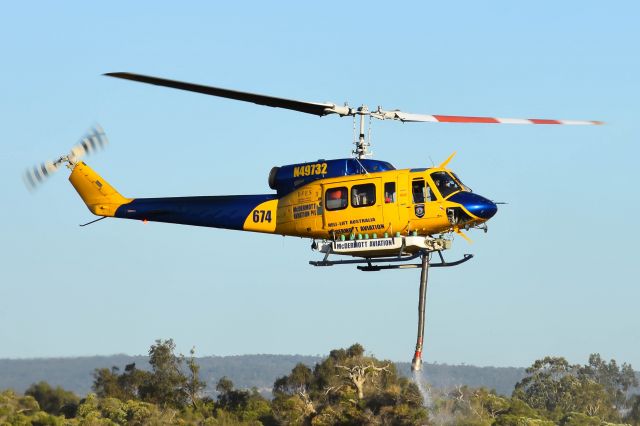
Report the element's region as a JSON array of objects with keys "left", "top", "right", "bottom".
[
  {"left": 356, "top": 253, "right": 473, "bottom": 271},
  {"left": 309, "top": 251, "right": 422, "bottom": 267}
]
